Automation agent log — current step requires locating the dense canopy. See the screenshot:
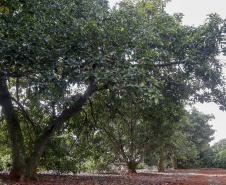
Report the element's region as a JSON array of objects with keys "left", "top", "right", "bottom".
[{"left": 0, "top": 0, "right": 226, "bottom": 181}]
